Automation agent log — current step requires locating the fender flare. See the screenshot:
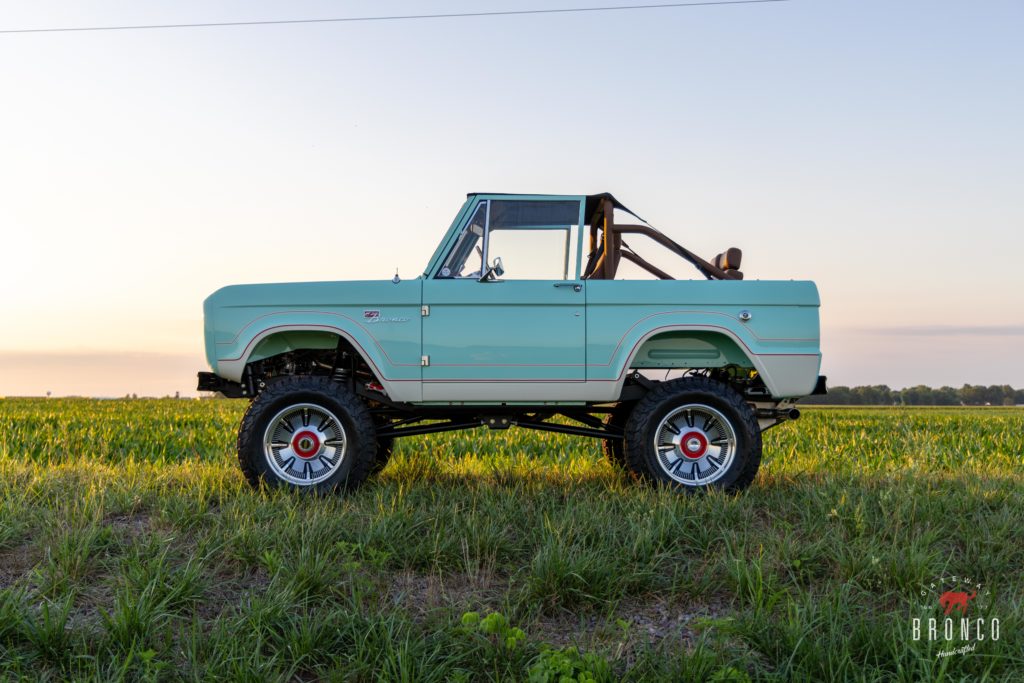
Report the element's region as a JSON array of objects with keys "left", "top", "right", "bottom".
[
  {"left": 215, "top": 323, "right": 397, "bottom": 395},
  {"left": 608, "top": 321, "right": 782, "bottom": 398}
]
